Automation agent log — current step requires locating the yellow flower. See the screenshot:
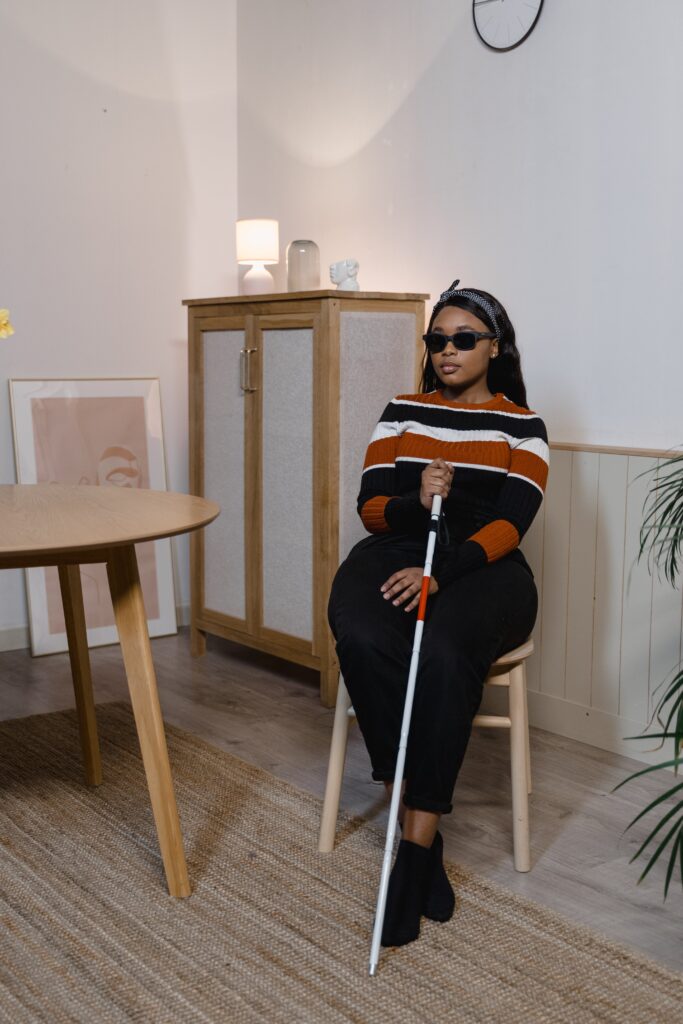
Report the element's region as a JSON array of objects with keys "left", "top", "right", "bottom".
[{"left": 0, "top": 309, "right": 15, "bottom": 339}]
